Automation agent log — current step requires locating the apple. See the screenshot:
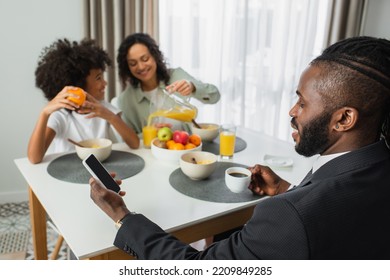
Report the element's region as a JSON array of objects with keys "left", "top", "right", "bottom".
[
  {"left": 173, "top": 130, "right": 189, "bottom": 145},
  {"left": 157, "top": 127, "right": 173, "bottom": 141}
]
